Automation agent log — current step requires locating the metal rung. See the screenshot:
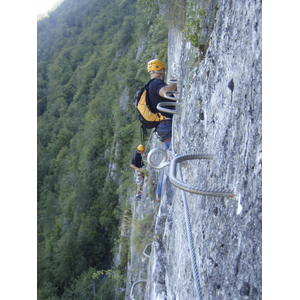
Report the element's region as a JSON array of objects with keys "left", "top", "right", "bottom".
[
  {"left": 147, "top": 148, "right": 170, "bottom": 169},
  {"left": 147, "top": 148, "right": 235, "bottom": 198},
  {"left": 170, "top": 154, "right": 235, "bottom": 198},
  {"left": 168, "top": 79, "right": 178, "bottom": 84},
  {"left": 130, "top": 280, "right": 147, "bottom": 300},
  {"left": 156, "top": 102, "right": 182, "bottom": 115},
  {"left": 143, "top": 243, "right": 153, "bottom": 258},
  {"left": 164, "top": 91, "right": 181, "bottom": 101}
]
